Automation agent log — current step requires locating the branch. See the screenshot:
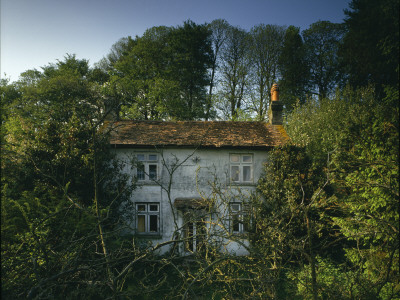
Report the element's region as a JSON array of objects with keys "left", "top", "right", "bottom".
[
  {"left": 114, "top": 238, "right": 186, "bottom": 282},
  {"left": 182, "top": 257, "right": 228, "bottom": 300}
]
